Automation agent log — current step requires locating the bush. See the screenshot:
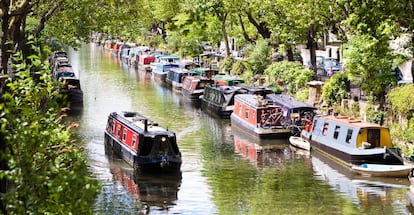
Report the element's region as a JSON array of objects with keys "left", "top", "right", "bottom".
[
  {"left": 0, "top": 51, "right": 100, "bottom": 214},
  {"left": 321, "top": 72, "right": 350, "bottom": 106},
  {"left": 264, "top": 61, "right": 313, "bottom": 94}
]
